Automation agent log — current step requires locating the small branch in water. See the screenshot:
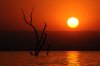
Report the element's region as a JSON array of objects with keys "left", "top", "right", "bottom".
[{"left": 21, "top": 7, "right": 50, "bottom": 56}]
